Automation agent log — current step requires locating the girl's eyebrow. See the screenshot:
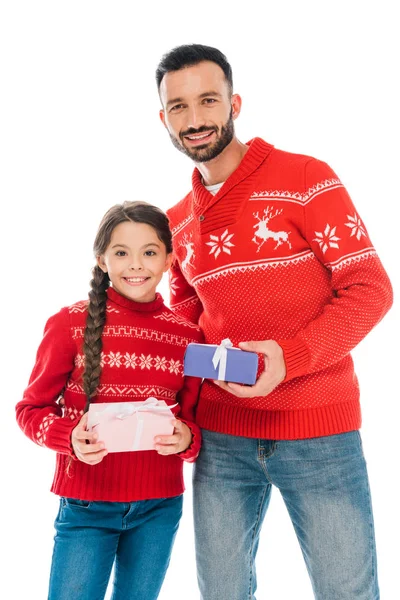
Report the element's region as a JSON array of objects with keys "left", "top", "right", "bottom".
[
  {"left": 142, "top": 243, "right": 161, "bottom": 249},
  {"left": 110, "top": 242, "right": 161, "bottom": 249}
]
